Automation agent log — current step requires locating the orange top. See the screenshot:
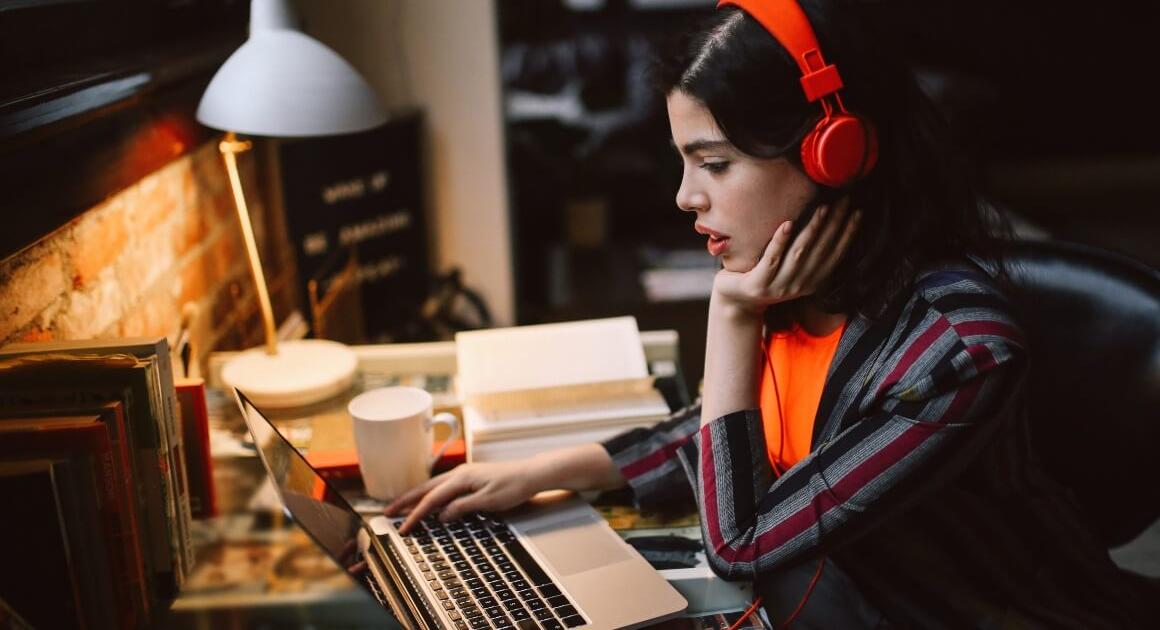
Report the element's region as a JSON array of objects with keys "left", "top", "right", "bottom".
[{"left": 759, "top": 320, "right": 846, "bottom": 474}]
